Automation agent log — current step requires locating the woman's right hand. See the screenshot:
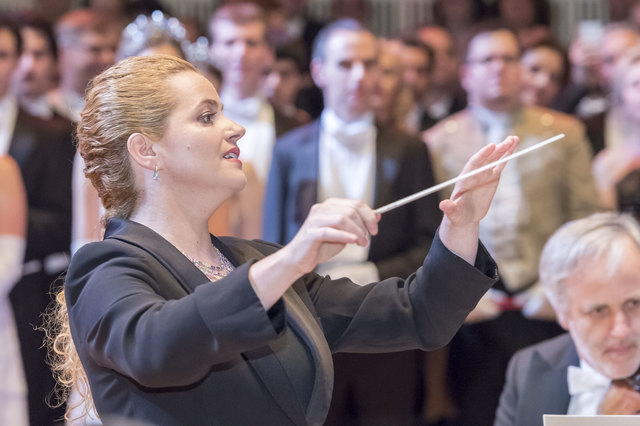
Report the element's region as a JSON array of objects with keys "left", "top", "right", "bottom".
[
  {"left": 249, "top": 198, "right": 379, "bottom": 309},
  {"left": 282, "top": 198, "right": 380, "bottom": 275}
]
